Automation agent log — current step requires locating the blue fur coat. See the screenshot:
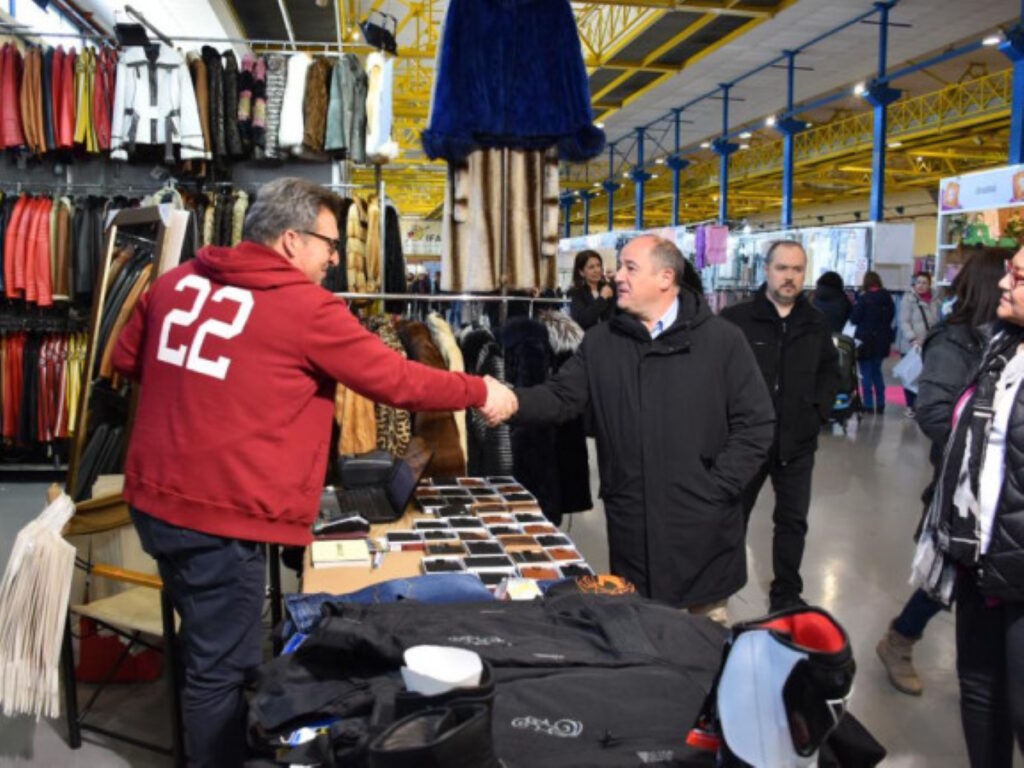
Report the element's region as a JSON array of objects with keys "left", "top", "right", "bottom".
[{"left": 422, "top": 0, "right": 605, "bottom": 163}]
